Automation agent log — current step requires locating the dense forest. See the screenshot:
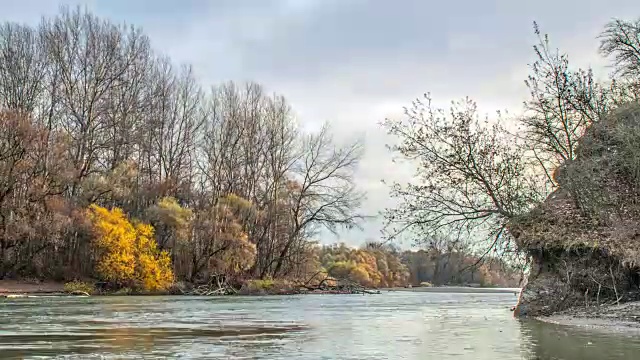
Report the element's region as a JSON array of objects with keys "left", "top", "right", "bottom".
[
  {"left": 0, "top": 7, "right": 364, "bottom": 289},
  {"left": 0, "top": 7, "right": 520, "bottom": 293}
]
